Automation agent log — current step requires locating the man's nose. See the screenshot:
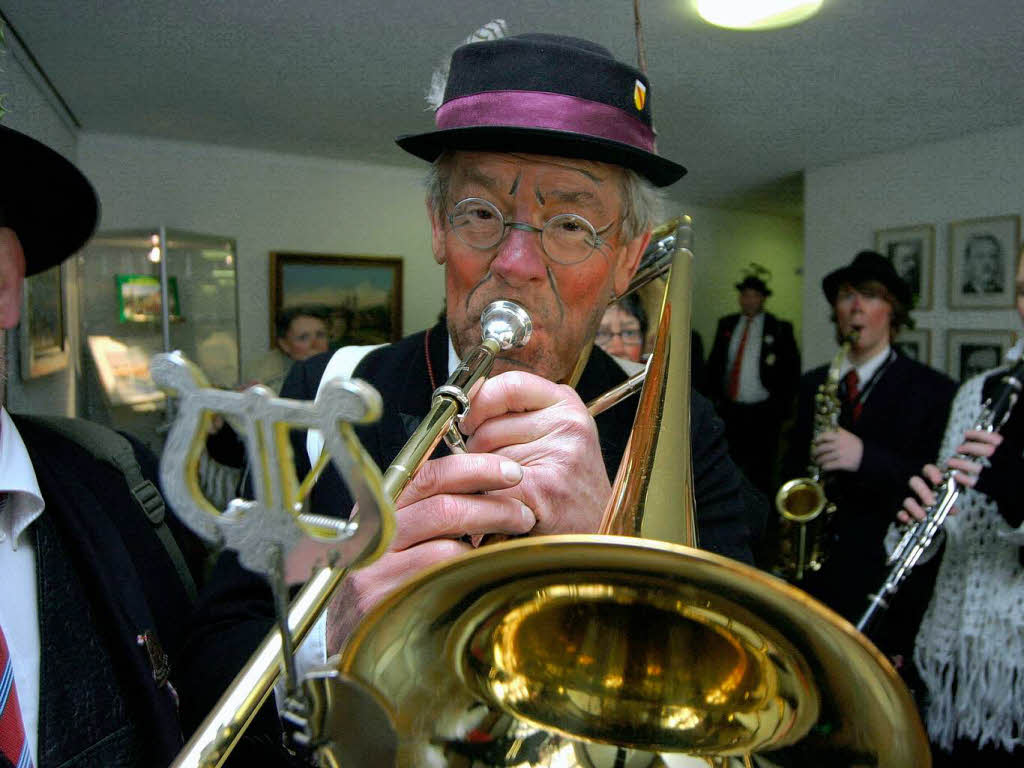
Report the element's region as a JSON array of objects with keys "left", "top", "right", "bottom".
[{"left": 489, "top": 225, "right": 547, "bottom": 284}]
